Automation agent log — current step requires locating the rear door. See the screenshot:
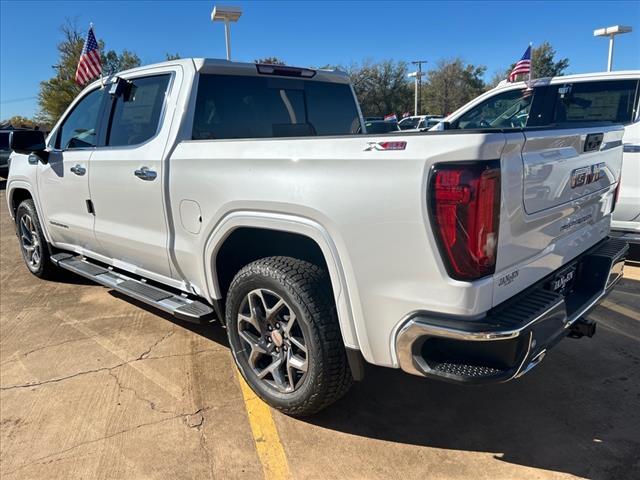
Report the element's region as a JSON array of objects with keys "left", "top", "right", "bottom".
[{"left": 89, "top": 67, "right": 179, "bottom": 279}]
